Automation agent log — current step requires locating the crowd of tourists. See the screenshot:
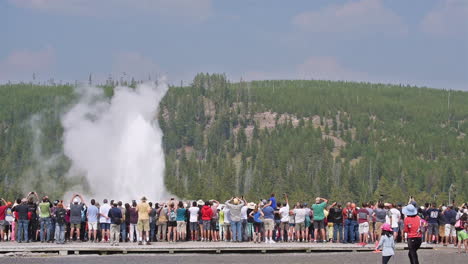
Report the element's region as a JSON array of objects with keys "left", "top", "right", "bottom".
[{"left": 0, "top": 192, "right": 467, "bottom": 261}]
